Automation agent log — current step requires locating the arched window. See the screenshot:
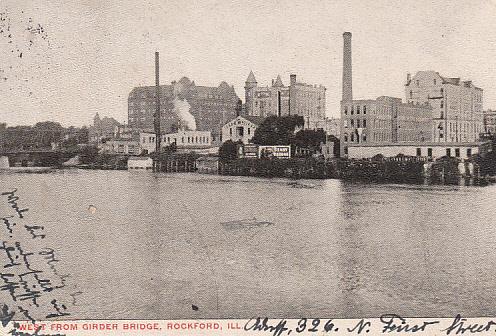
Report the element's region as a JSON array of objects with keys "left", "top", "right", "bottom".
[{"left": 344, "top": 133, "right": 348, "bottom": 142}]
